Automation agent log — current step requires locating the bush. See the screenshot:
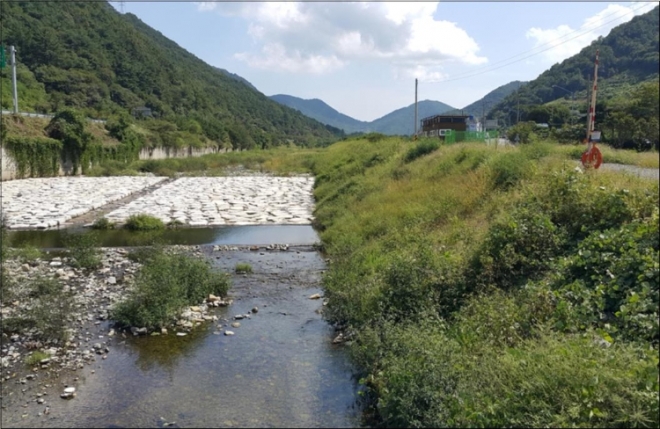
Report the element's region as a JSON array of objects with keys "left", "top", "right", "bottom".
[
  {"left": 123, "top": 214, "right": 165, "bottom": 231},
  {"left": 487, "top": 151, "right": 531, "bottom": 190},
  {"left": 234, "top": 263, "right": 253, "bottom": 274},
  {"left": 91, "top": 217, "right": 115, "bottom": 230},
  {"left": 111, "top": 249, "right": 230, "bottom": 329},
  {"left": 404, "top": 139, "right": 440, "bottom": 163},
  {"left": 473, "top": 206, "right": 566, "bottom": 290},
  {"left": 63, "top": 232, "right": 102, "bottom": 269},
  {"left": 8, "top": 245, "right": 42, "bottom": 262}
]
